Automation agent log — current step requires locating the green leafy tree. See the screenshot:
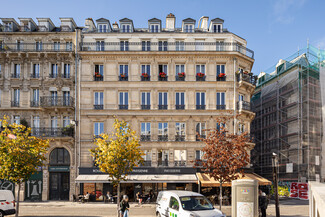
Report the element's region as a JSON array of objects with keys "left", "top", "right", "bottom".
[
  {"left": 0, "top": 116, "right": 50, "bottom": 217},
  {"left": 91, "top": 119, "right": 143, "bottom": 216}
]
